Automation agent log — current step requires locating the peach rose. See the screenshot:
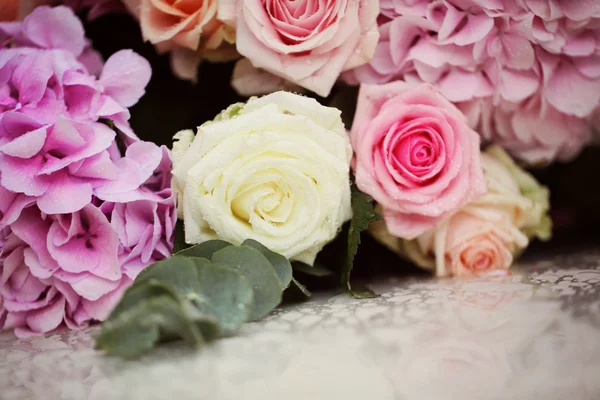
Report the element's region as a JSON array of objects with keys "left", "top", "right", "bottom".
[
  {"left": 123, "top": 0, "right": 237, "bottom": 81},
  {"left": 435, "top": 209, "right": 523, "bottom": 277},
  {"left": 218, "top": 0, "right": 380, "bottom": 97},
  {"left": 372, "top": 207, "right": 526, "bottom": 277},
  {"left": 370, "top": 146, "right": 551, "bottom": 277}
]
